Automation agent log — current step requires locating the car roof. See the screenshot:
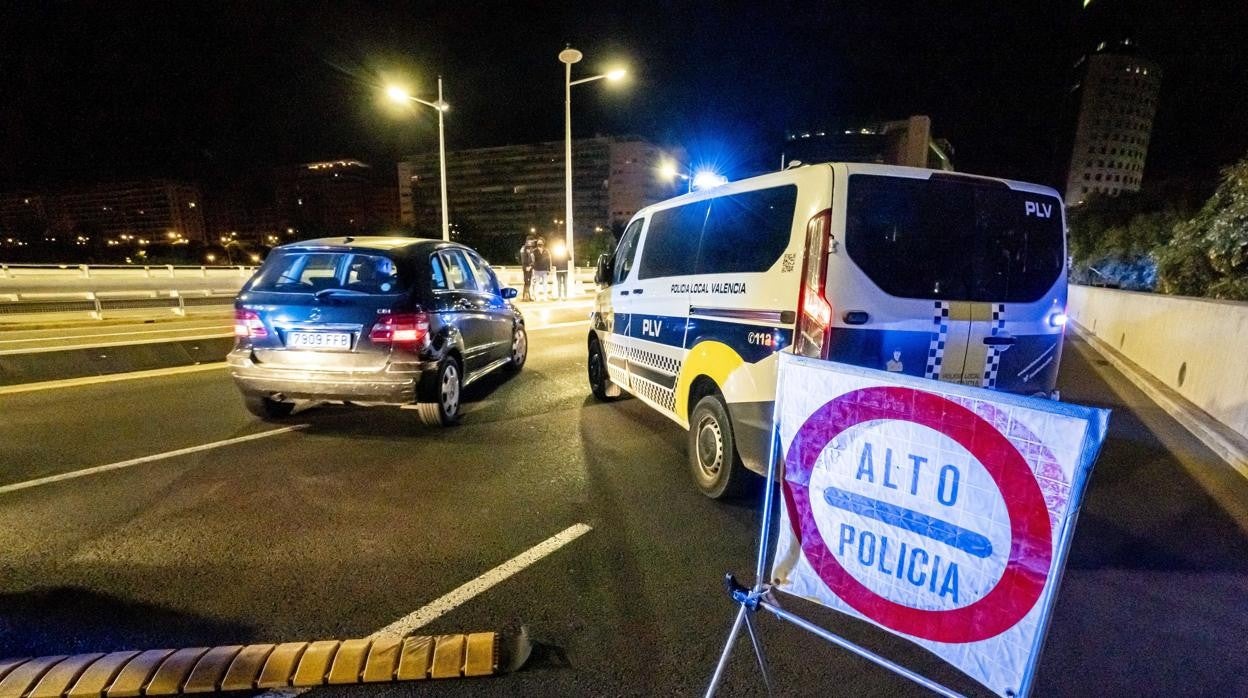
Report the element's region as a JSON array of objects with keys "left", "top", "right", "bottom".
[{"left": 276, "top": 236, "right": 459, "bottom": 256}]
